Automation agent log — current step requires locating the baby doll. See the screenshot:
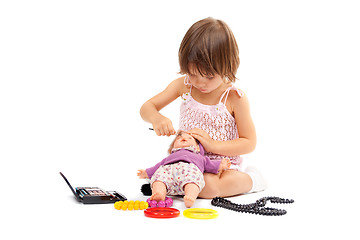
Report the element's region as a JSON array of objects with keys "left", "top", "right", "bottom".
[{"left": 137, "top": 131, "right": 231, "bottom": 208}]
